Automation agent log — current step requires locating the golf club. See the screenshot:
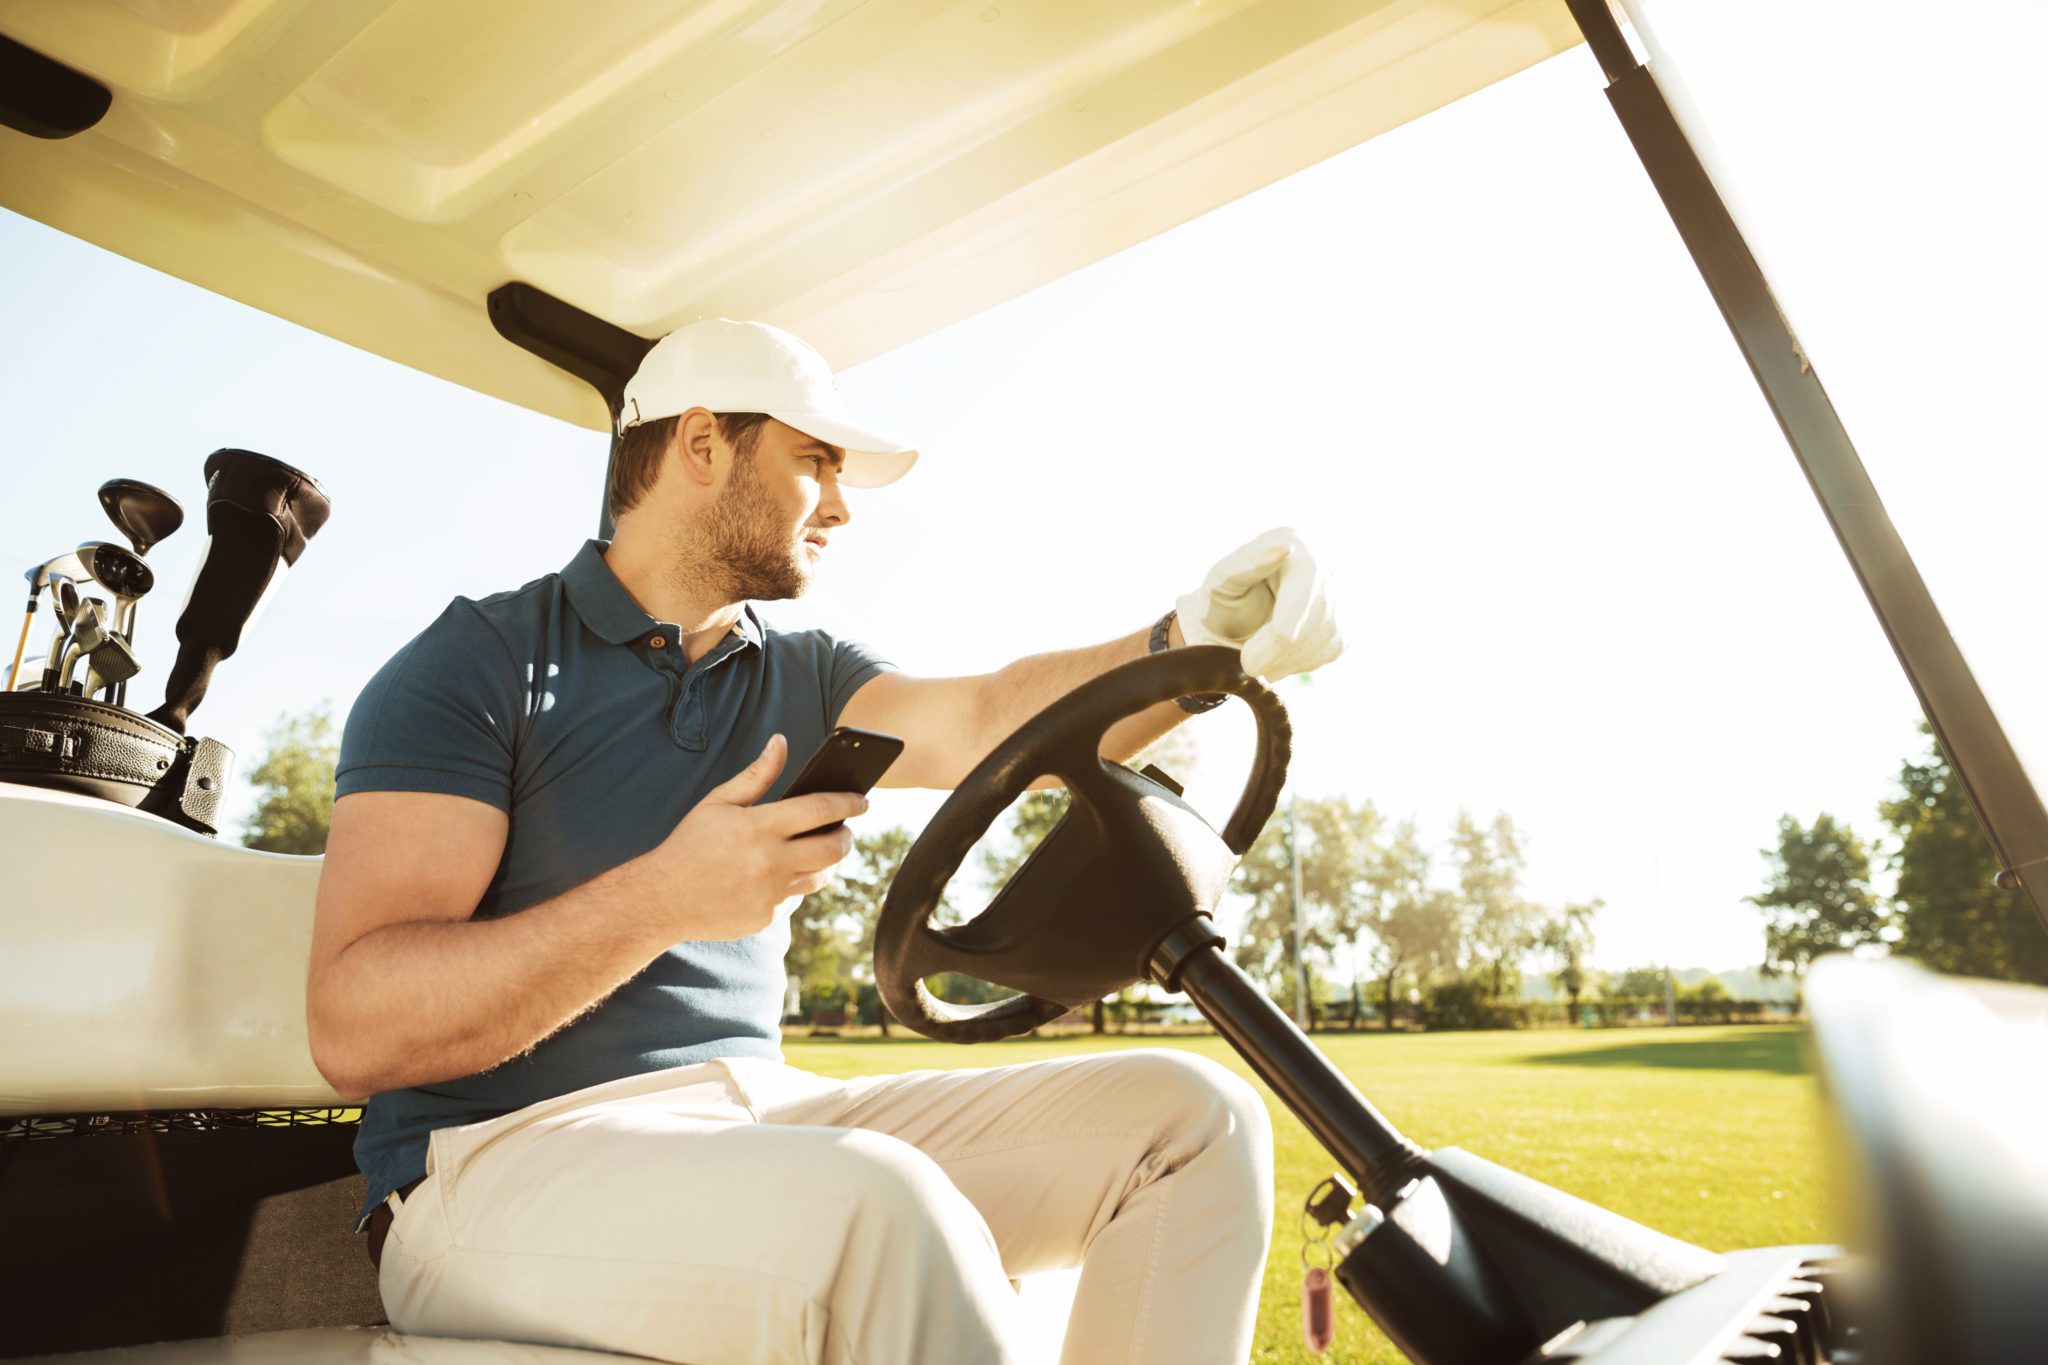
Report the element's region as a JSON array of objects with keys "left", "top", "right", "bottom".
[
  {"left": 41, "top": 575, "right": 81, "bottom": 693},
  {"left": 97, "top": 478, "right": 185, "bottom": 558},
  {"left": 76, "top": 540, "right": 154, "bottom": 707},
  {"left": 149, "top": 448, "right": 331, "bottom": 733},
  {"left": 14, "top": 553, "right": 87, "bottom": 691},
  {"left": 57, "top": 598, "right": 109, "bottom": 695},
  {"left": 75, "top": 542, "right": 153, "bottom": 643},
  {"left": 82, "top": 633, "right": 141, "bottom": 701}
]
